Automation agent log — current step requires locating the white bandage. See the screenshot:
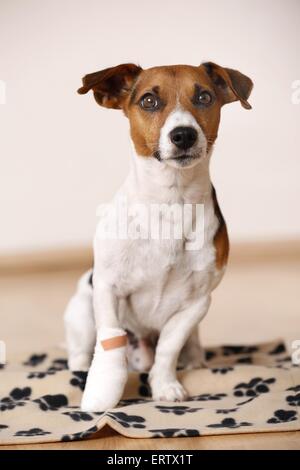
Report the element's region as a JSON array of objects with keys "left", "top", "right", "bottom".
[{"left": 81, "top": 328, "right": 128, "bottom": 412}]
